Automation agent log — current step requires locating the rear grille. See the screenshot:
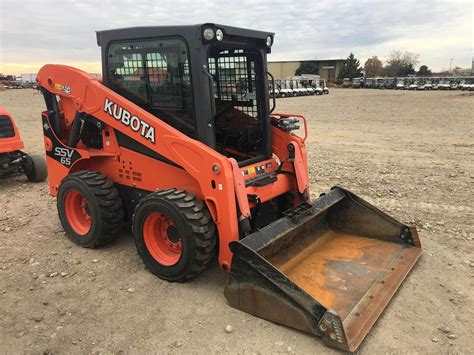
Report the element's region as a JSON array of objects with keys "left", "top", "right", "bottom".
[{"left": 0, "top": 115, "right": 15, "bottom": 138}]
